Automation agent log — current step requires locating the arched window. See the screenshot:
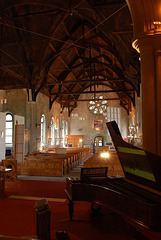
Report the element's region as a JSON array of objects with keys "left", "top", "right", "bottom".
[
  {"left": 65, "top": 121, "right": 68, "bottom": 136},
  {"left": 55, "top": 118, "right": 59, "bottom": 145},
  {"left": 41, "top": 114, "right": 46, "bottom": 147},
  {"left": 106, "top": 107, "right": 121, "bottom": 135},
  {"left": 51, "top": 118, "right": 55, "bottom": 145},
  {"left": 61, "top": 120, "right": 64, "bottom": 146},
  {"left": 5, "top": 113, "right": 13, "bottom": 150}
]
